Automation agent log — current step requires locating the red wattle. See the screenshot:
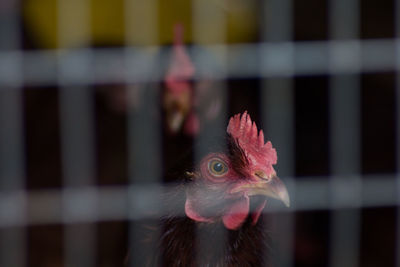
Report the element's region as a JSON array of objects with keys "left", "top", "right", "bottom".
[
  {"left": 251, "top": 199, "right": 267, "bottom": 225},
  {"left": 222, "top": 196, "right": 250, "bottom": 230},
  {"left": 185, "top": 197, "right": 214, "bottom": 223}
]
